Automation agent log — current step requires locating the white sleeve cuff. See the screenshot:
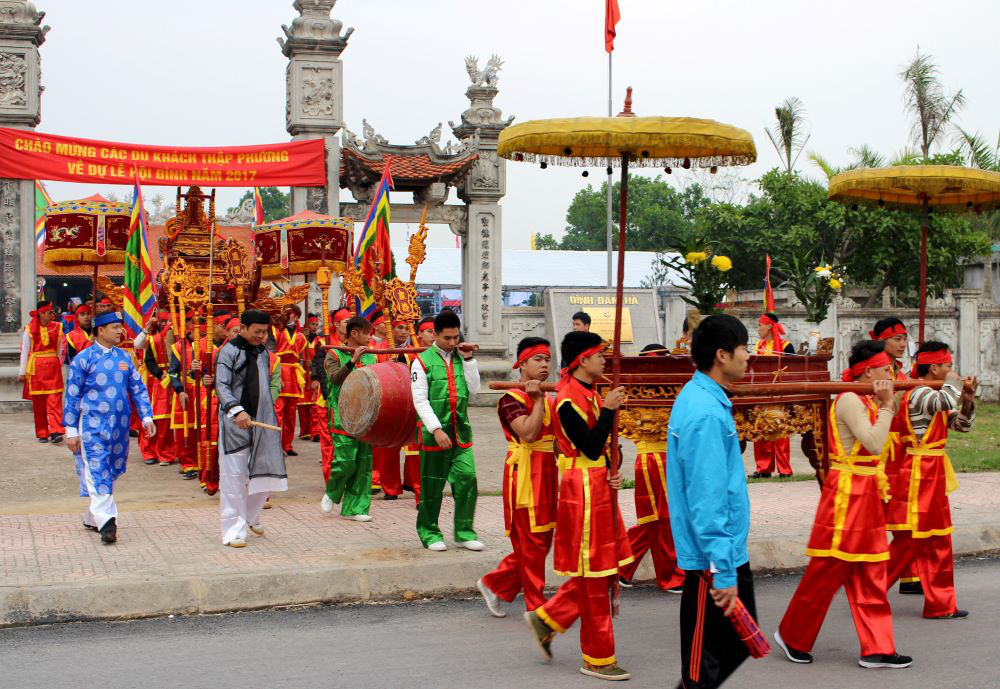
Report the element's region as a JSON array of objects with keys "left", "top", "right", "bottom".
[
  {"left": 227, "top": 406, "right": 245, "bottom": 418},
  {"left": 65, "top": 426, "right": 79, "bottom": 438}
]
